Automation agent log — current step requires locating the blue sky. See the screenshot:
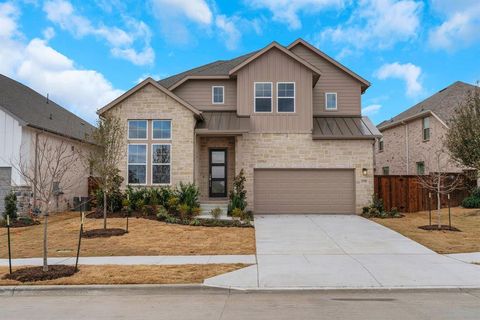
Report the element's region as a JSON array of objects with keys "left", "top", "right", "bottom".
[{"left": 1, "top": 0, "right": 479, "bottom": 125}]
